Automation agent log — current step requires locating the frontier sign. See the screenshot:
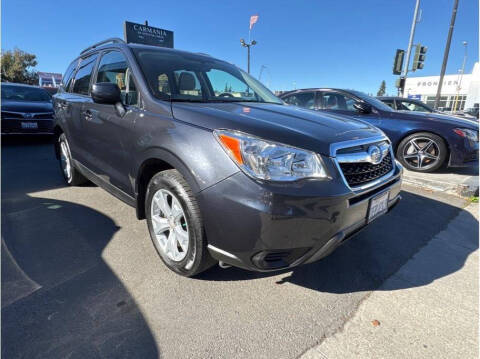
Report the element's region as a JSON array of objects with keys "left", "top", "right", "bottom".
[{"left": 123, "top": 21, "right": 174, "bottom": 48}]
